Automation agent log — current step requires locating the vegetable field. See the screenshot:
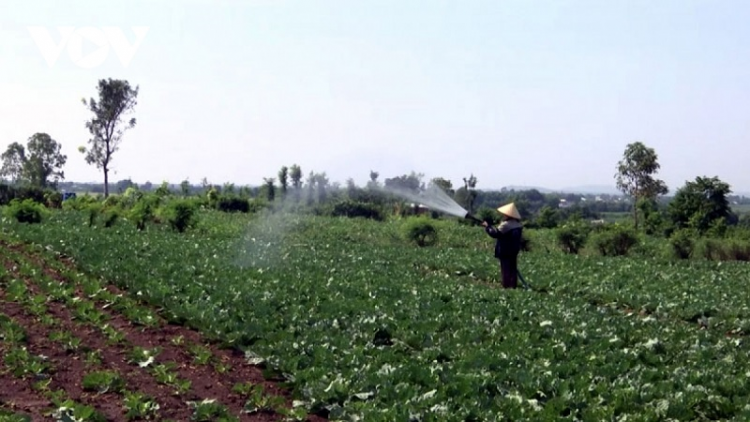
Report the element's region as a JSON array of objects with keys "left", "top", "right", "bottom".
[{"left": 4, "top": 209, "right": 750, "bottom": 421}]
